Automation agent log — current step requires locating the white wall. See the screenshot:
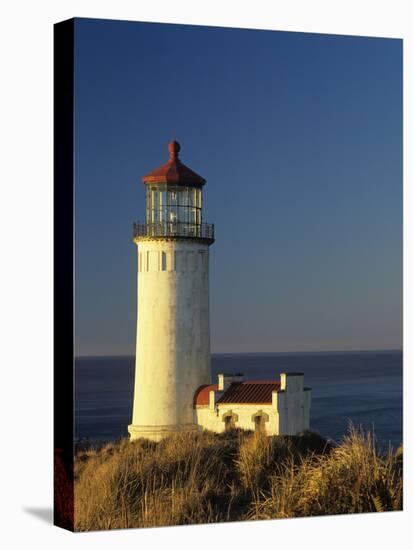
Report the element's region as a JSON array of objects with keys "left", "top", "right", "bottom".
[
  {"left": 129, "top": 239, "right": 211, "bottom": 440},
  {"left": 274, "top": 374, "right": 311, "bottom": 435},
  {"left": 196, "top": 403, "right": 279, "bottom": 435}
]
